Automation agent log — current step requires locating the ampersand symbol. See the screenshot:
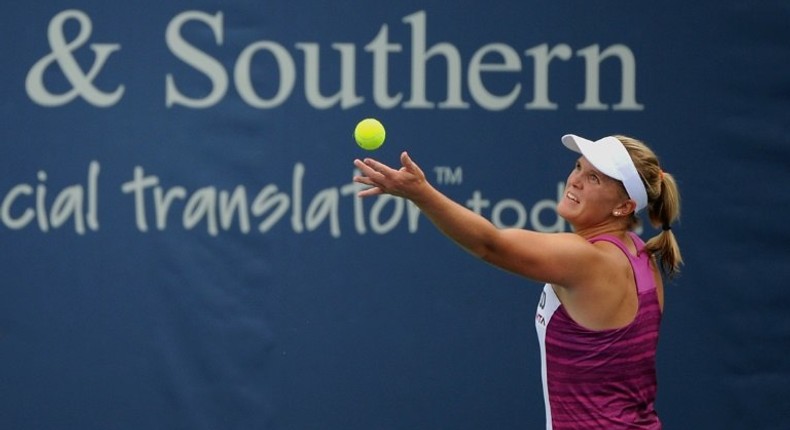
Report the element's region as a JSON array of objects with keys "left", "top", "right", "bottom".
[{"left": 25, "top": 10, "right": 125, "bottom": 107}]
